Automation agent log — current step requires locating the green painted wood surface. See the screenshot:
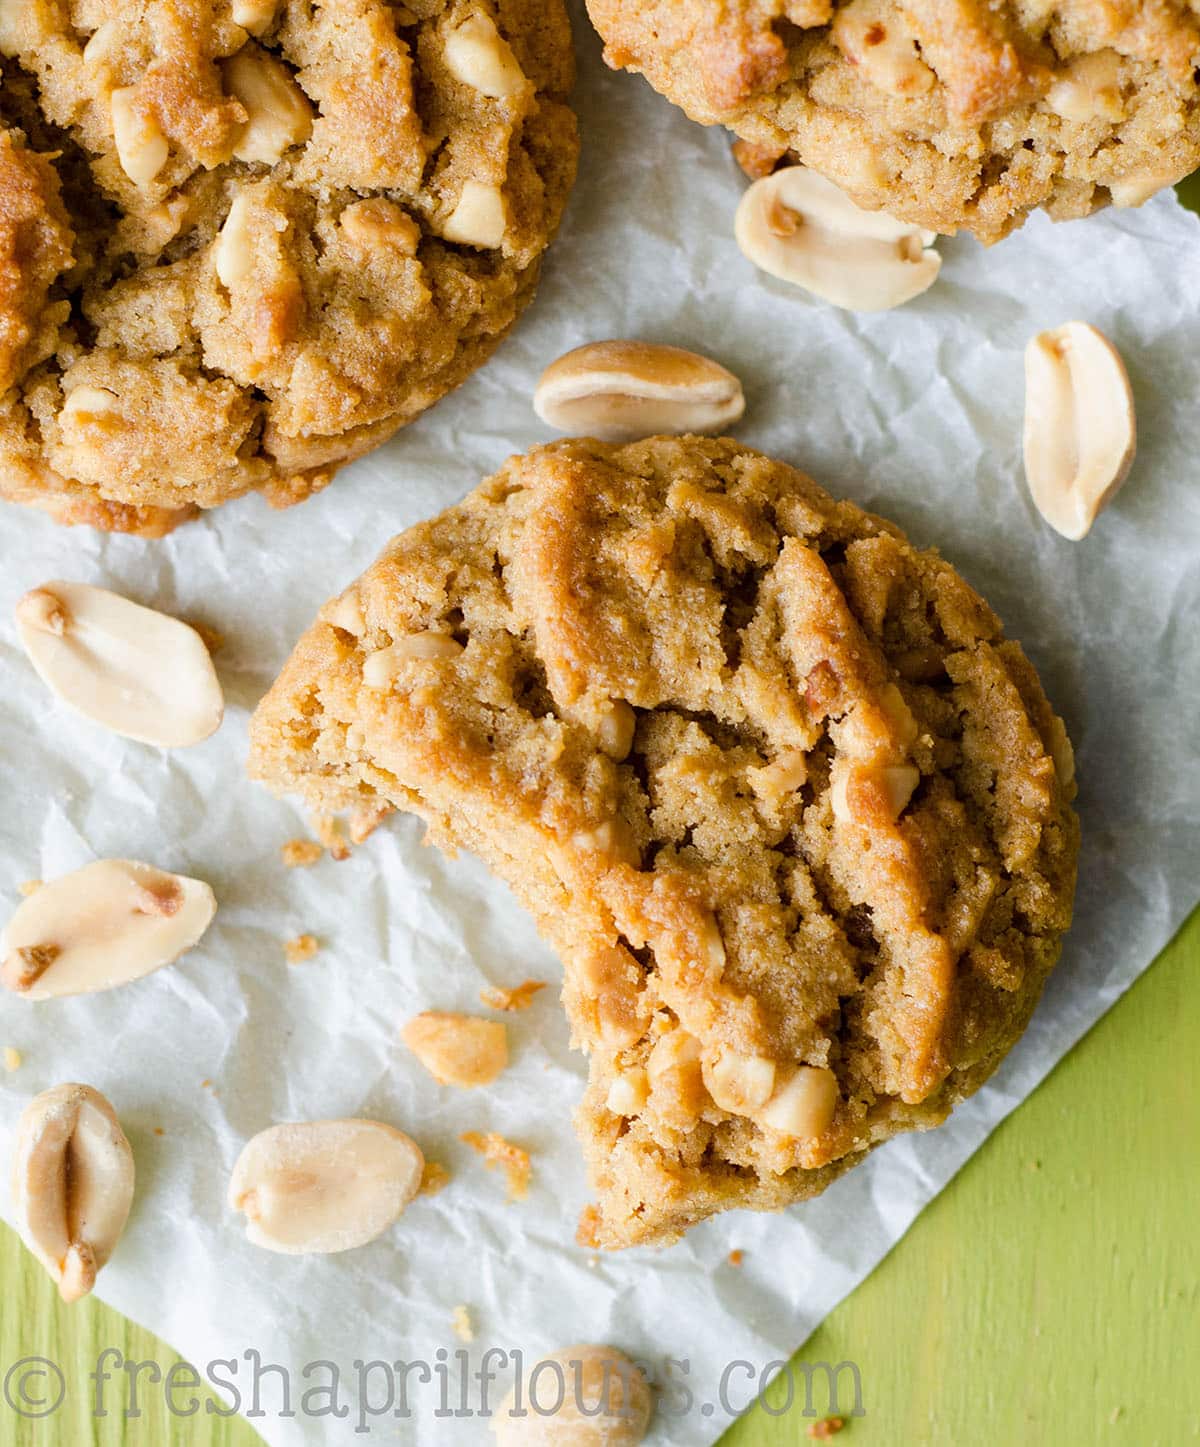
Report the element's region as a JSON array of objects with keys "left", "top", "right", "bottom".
[{"left": 4, "top": 186, "right": 1198, "bottom": 1446}]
